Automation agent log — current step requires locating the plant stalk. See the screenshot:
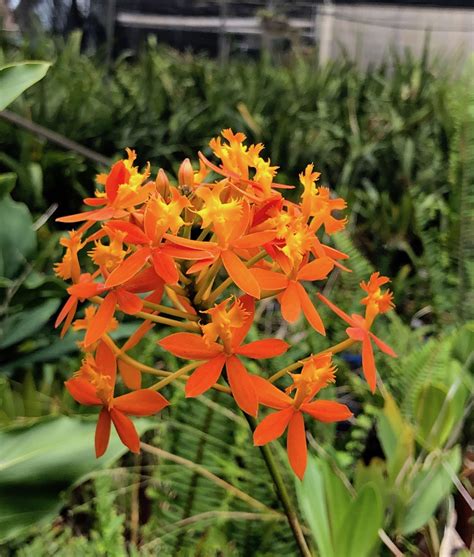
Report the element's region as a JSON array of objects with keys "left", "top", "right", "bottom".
[
  {"left": 268, "top": 338, "right": 356, "bottom": 383},
  {"left": 244, "top": 414, "right": 313, "bottom": 557}
]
